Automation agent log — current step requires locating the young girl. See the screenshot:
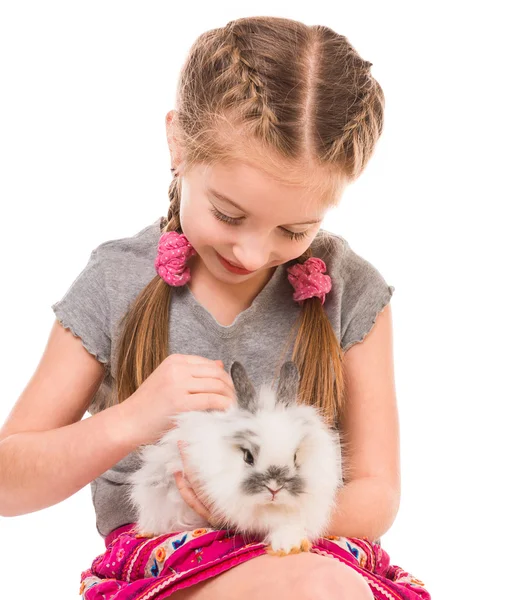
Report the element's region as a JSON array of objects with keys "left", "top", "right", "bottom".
[{"left": 0, "top": 16, "right": 430, "bottom": 600}]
